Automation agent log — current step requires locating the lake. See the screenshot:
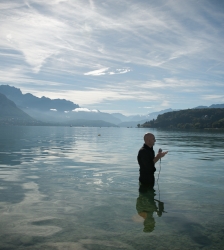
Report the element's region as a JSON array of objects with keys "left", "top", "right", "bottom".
[{"left": 0, "top": 126, "right": 223, "bottom": 250}]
